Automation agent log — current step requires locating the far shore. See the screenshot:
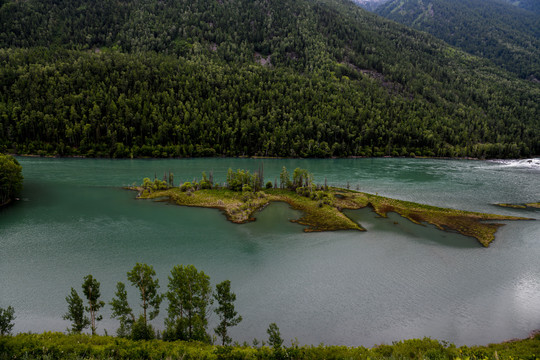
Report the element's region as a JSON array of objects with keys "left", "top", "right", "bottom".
[{"left": 9, "top": 152, "right": 540, "bottom": 161}]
